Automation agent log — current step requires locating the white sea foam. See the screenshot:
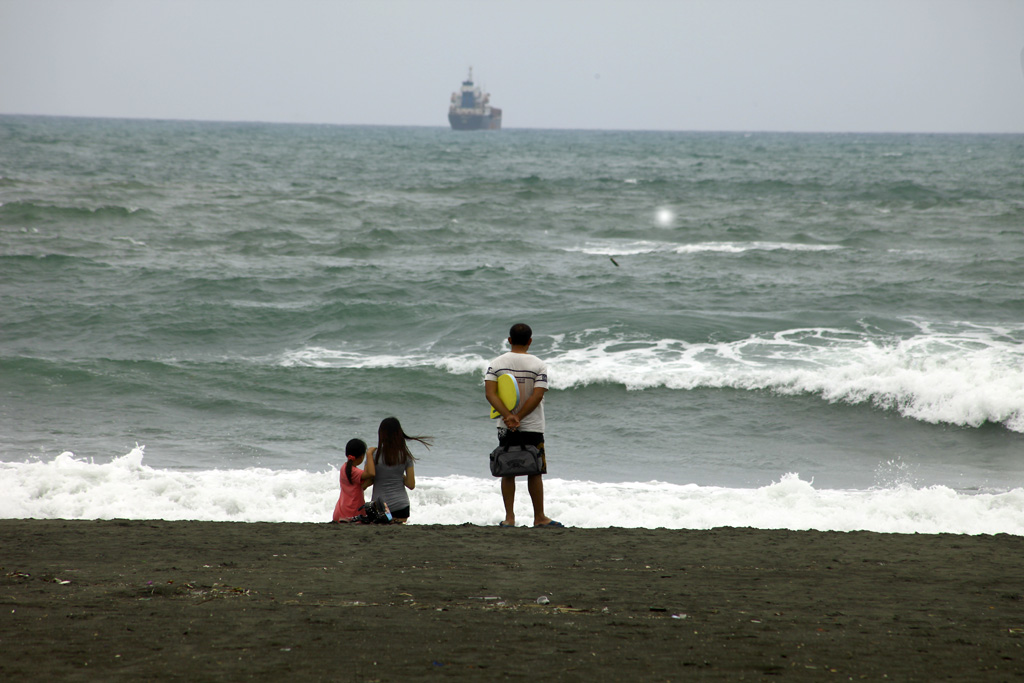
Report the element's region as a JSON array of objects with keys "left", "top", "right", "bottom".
[
  {"left": 2, "top": 448, "right": 1022, "bottom": 535},
  {"left": 566, "top": 239, "right": 842, "bottom": 256},
  {"left": 281, "top": 323, "right": 1024, "bottom": 433},
  {"left": 672, "top": 241, "right": 842, "bottom": 254},
  {"left": 565, "top": 240, "right": 668, "bottom": 256},
  {"left": 280, "top": 346, "right": 484, "bottom": 375},
  {"left": 549, "top": 325, "right": 1024, "bottom": 431}
]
